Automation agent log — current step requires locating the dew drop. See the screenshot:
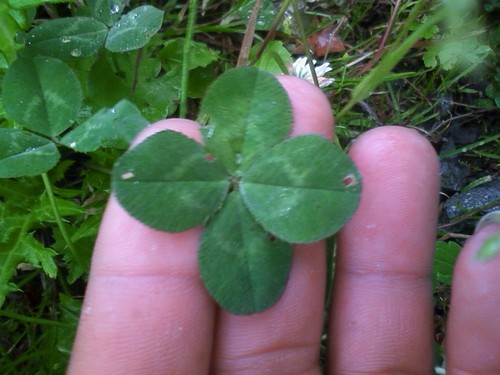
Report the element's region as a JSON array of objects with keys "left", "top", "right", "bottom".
[
  {"left": 121, "top": 171, "right": 135, "bottom": 180},
  {"left": 69, "top": 142, "right": 77, "bottom": 148},
  {"left": 61, "top": 36, "right": 71, "bottom": 43},
  {"left": 235, "top": 153, "right": 243, "bottom": 166},
  {"left": 206, "top": 124, "right": 215, "bottom": 138},
  {"left": 110, "top": 3, "right": 120, "bottom": 14},
  {"left": 70, "top": 48, "right": 82, "bottom": 57}
]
